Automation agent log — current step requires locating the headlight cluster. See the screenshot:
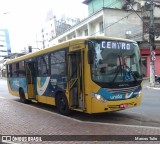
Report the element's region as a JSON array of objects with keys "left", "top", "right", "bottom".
[
  {"left": 90, "top": 93, "right": 107, "bottom": 102},
  {"left": 134, "top": 91, "right": 142, "bottom": 98}
]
